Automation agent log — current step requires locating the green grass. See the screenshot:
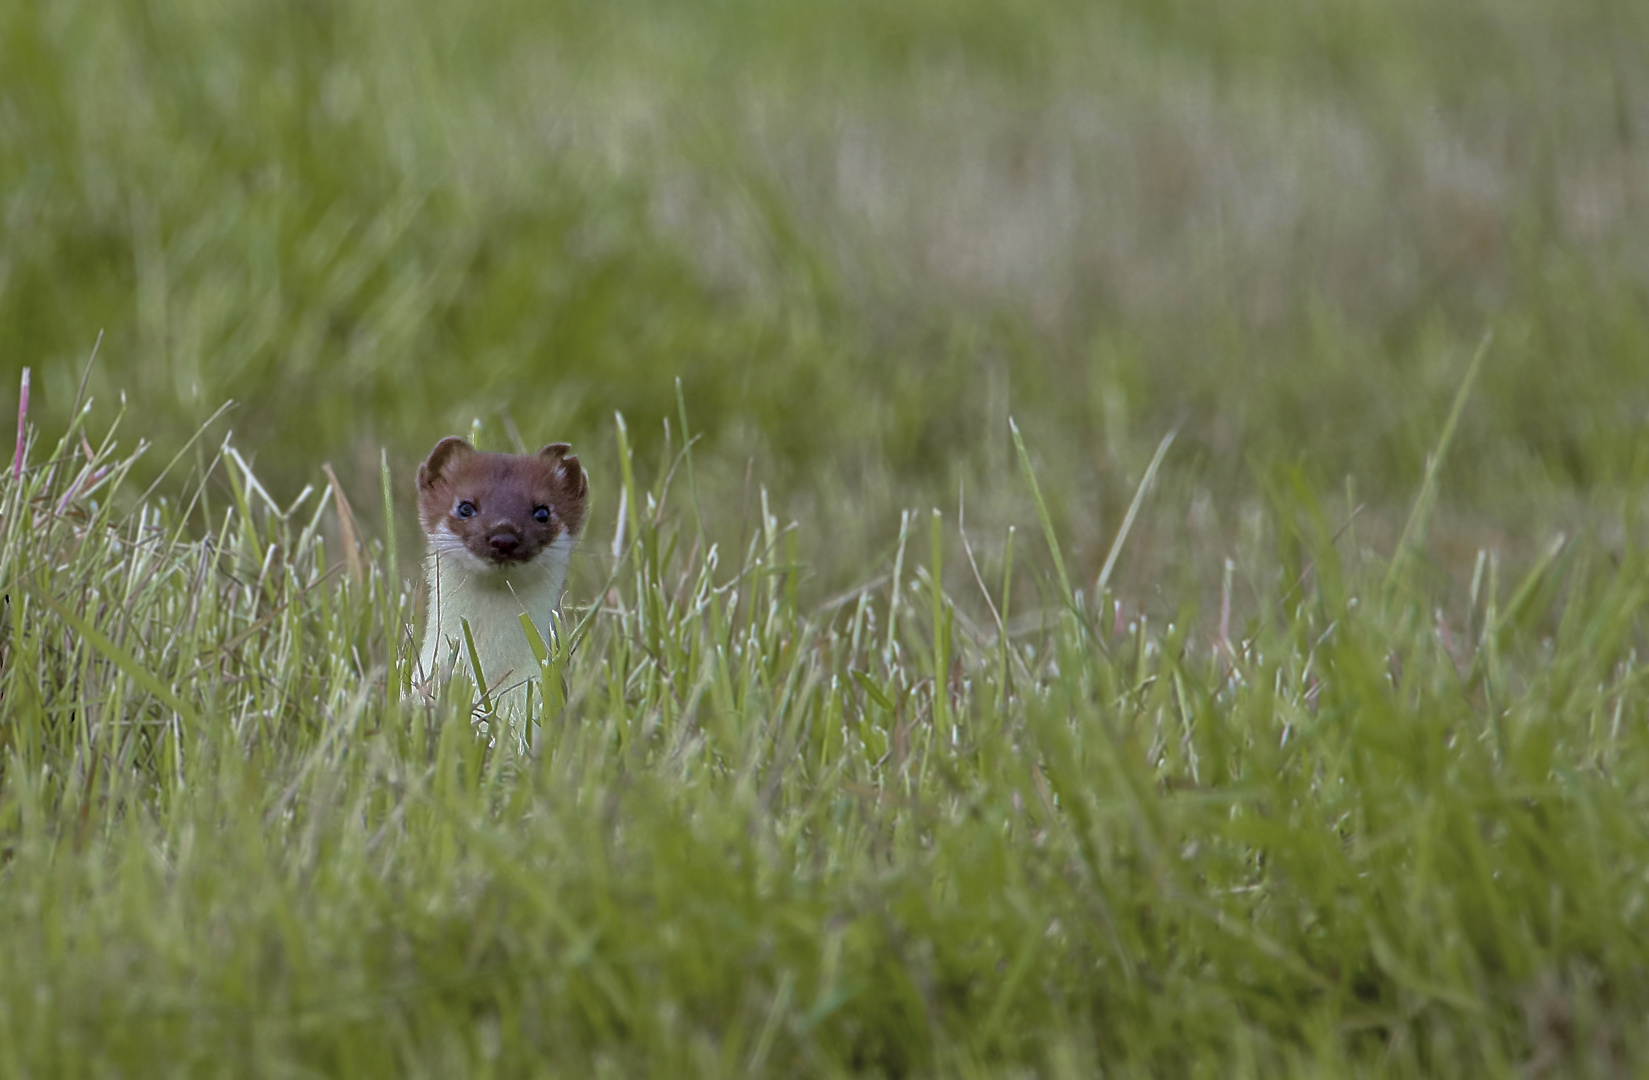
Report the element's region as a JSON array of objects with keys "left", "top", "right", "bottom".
[
  {"left": 5, "top": 388, "right": 1649, "bottom": 1076},
  {"left": 4, "top": 0, "right": 1649, "bottom": 1074},
  {"left": 4, "top": 0, "right": 1648, "bottom": 553}
]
